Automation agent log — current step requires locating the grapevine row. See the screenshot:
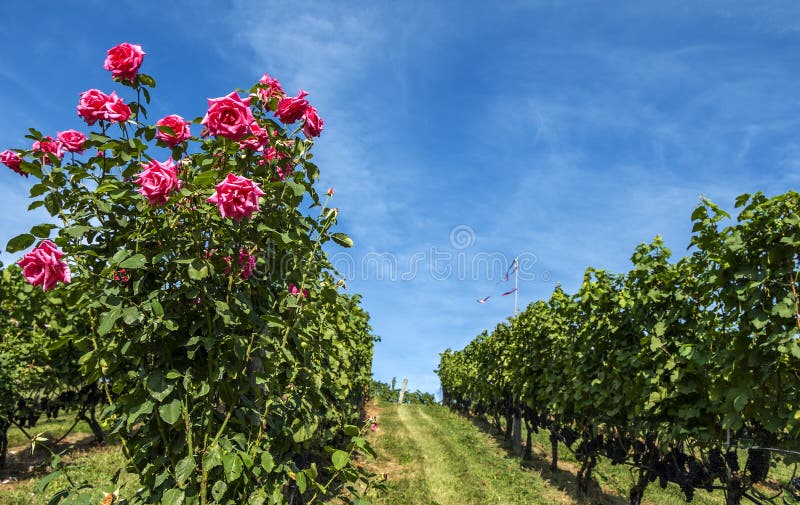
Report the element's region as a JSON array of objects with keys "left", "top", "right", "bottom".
[{"left": 438, "top": 191, "right": 800, "bottom": 505}]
